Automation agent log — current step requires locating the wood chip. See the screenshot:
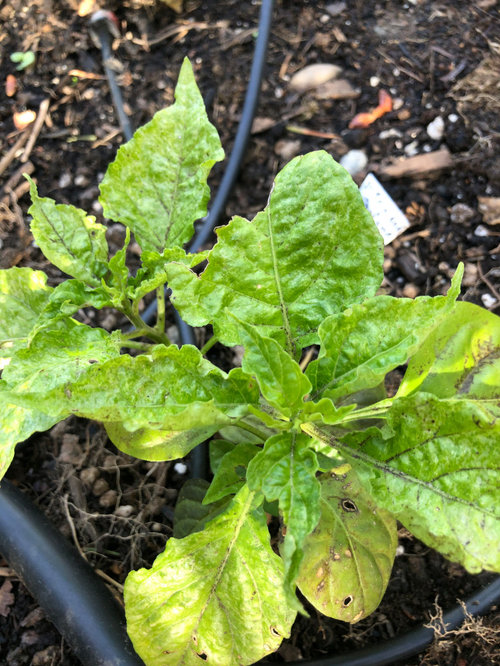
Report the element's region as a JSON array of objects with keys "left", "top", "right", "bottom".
[
  {"left": 377, "top": 148, "right": 453, "bottom": 179},
  {"left": 478, "top": 196, "right": 500, "bottom": 225},
  {"left": 13, "top": 110, "right": 36, "bottom": 131},
  {"left": 289, "top": 63, "right": 342, "bottom": 93},
  {"left": 314, "top": 79, "right": 360, "bottom": 100}
]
